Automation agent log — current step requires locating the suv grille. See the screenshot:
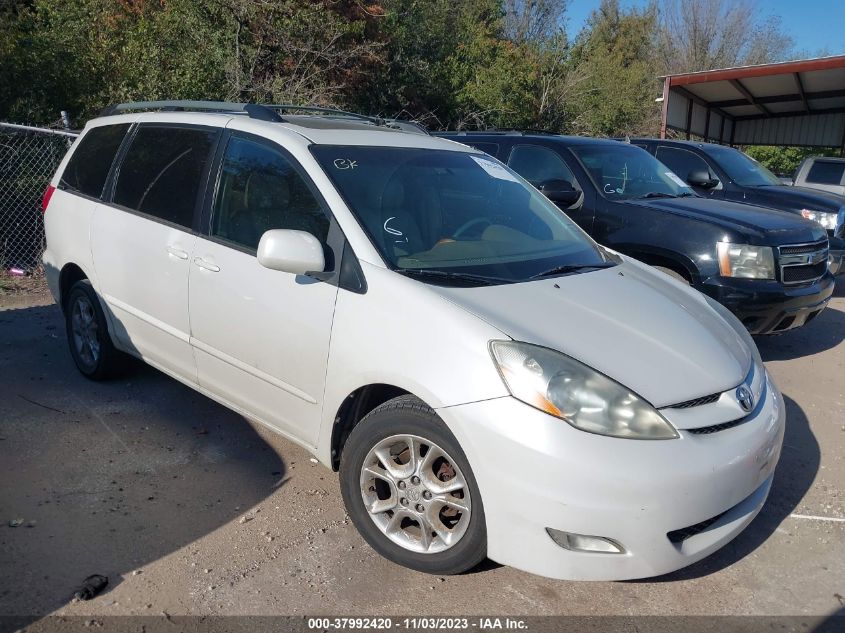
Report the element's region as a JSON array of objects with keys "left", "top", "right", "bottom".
[
  {"left": 687, "top": 418, "right": 746, "bottom": 434},
  {"left": 778, "top": 239, "right": 828, "bottom": 285}
]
